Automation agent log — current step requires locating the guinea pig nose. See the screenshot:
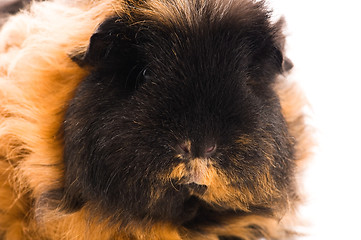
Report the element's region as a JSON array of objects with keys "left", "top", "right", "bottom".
[
  {"left": 185, "top": 183, "right": 208, "bottom": 195},
  {"left": 177, "top": 142, "right": 191, "bottom": 155},
  {"left": 205, "top": 144, "right": 216, "bottom": 156}
]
